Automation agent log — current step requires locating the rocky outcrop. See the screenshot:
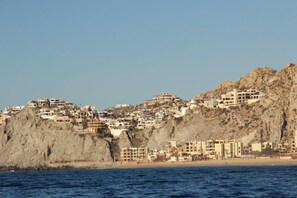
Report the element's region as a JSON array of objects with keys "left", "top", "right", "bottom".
[
  {"left": 0, "top": 108, "right": 113, "bottom": 168},
  {"left": 132, "top": 63, "right": 297, "bottom": 150}
]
